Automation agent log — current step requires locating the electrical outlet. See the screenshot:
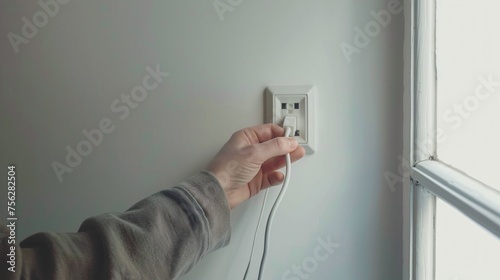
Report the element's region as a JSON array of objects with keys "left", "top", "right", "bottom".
[{"left": 265, "top": 85, "right": 316, "bottom": 154}]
